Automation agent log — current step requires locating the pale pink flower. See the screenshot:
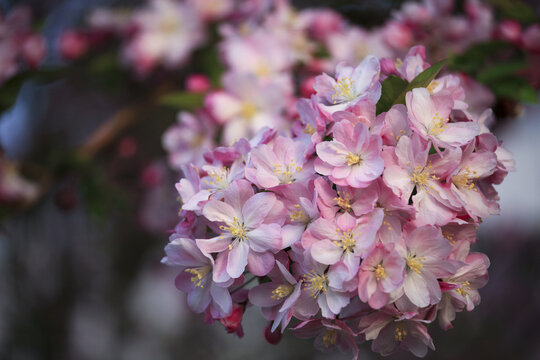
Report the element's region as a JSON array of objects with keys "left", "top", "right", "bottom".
[
  {"left": 197, "top": 180, "right": 283, "bottom": 280},
  {"left": 313, "top": 56, "right": 381, "bottom": 113},
  {"left": 124, "top": 0, "right": 205, "bottom": 73},
  {"left": 406, "top": 87, "right": 479, "bottom": 149},
  {"left": 245, "top": 135, "right": 315, "bottom": 189},
  {"left": 394, "top": 225, "right": 456, "bottom": 308},
  {"left": 293, "top": 319, "right": 360, "bottom": 360},
  {"left": 163, "top": 235, "right": 233, "bottom": 319},
  {"left": 249, "top": 260, "right": 303, "bottom": 332},
  {"left": 358, "top": 244, "right": 405, "bottom": 309},
  {"left": 315, "top": 120, "right": 384, "bottom": 188}
]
